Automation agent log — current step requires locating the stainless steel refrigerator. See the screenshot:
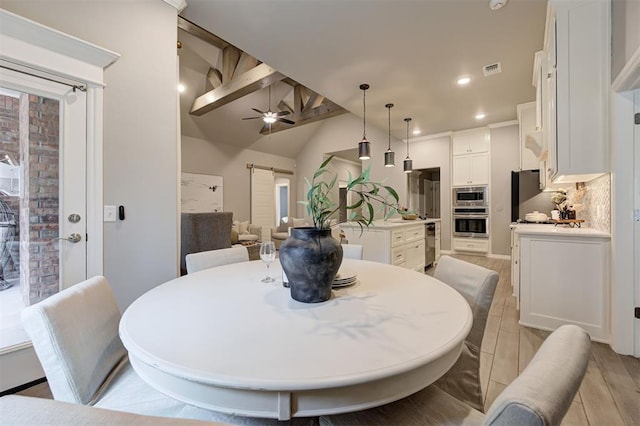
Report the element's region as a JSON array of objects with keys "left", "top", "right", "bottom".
[{"left": 510, "top": 170, "right": 554, "bottom": 222}]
